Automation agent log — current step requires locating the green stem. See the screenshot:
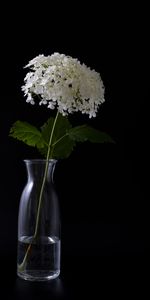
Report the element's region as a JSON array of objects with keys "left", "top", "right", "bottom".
[
  {"left": 33, "top": 111, "right": 59, "bottom": 238},
  {"left": 18, "top": 111, "right": 59, "bottom": 272}
]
